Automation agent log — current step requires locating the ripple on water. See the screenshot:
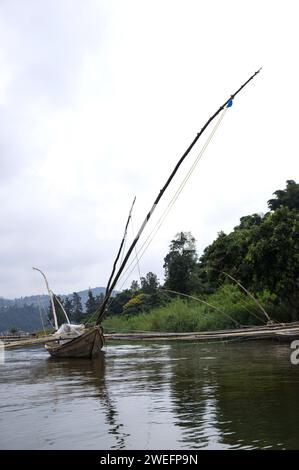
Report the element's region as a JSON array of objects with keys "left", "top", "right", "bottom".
[{"left": 1, "top": 341, "right": 299, "bottom": 449}]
